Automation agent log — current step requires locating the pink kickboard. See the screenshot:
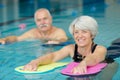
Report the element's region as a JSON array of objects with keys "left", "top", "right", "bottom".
[{"left": 61, "top": 62, "right": 107, "bottom": 76}]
